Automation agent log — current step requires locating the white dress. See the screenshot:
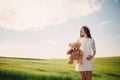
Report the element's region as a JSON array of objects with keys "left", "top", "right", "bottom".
[{"left": 75, "top": 37, "right": 96, "bottom": 71}]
